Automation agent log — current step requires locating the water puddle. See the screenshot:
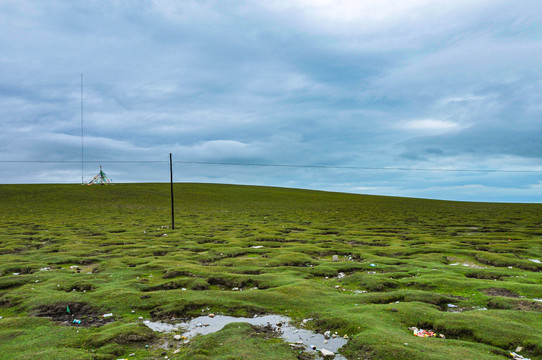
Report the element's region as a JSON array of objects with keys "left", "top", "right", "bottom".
[{"left": 144, "top": 314, "right": 348, "bottom": 359}]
